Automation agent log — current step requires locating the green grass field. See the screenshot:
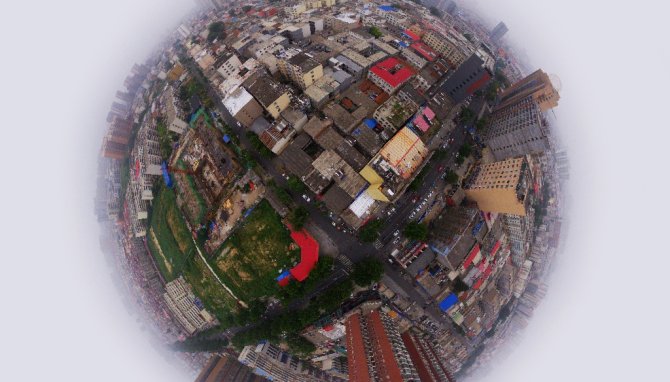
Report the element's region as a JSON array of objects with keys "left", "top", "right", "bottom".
[
  {"left": 172, "top": 159, "right": 208, "bottom": 227},
  {"left": 148, "top": 187, "right": 193, "bottom": 280},
  {"left": 213, "top": 199, "right": 300, "bottom": 301},
  {"left": 147, "top": 186, "right": 238, "bottom": 318}
]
